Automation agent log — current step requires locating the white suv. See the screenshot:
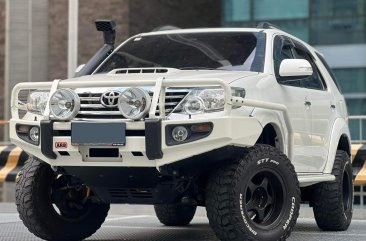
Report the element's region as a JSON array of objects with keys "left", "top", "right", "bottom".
[{"left": 10, "top": 21, "right": 353, "bottom": 241}]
